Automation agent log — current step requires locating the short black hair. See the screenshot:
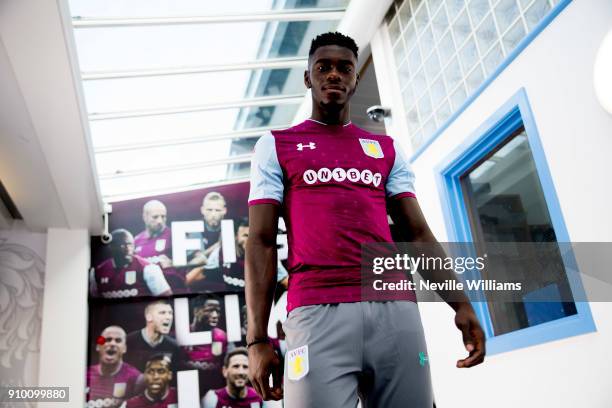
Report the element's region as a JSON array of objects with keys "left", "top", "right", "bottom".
[
  {"left": 145, "top": 353, "right": 172, "bottom": 370},
  {"left": 192, "top": 295, "right": 221, "bottom": 310},
  {"left": 235, "top": 217, "right": 249, "bottom": 234},
  {"left": 110, "top": 228, "right": 132, "bottom": 245},
  {"left": 224, "top": 347, "right": 248, "bottom": 368},
  {"left": 309, "top": 32, "right": 358, "bottom": 60}
]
